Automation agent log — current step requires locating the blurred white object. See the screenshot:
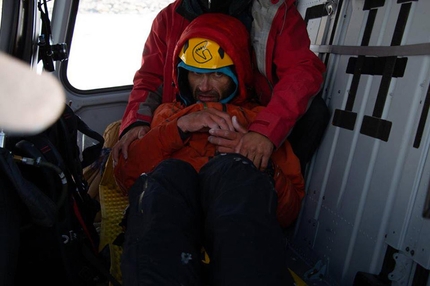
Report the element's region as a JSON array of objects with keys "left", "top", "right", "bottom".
[{"left": 0, "top": 52, "right": 65, "bottom": 135}]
